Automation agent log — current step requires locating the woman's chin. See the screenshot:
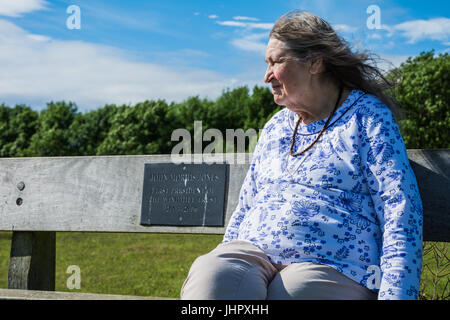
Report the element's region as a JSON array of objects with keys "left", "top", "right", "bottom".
[{"left": 273, "top": 93, "right": 285, "bottom": 106}]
